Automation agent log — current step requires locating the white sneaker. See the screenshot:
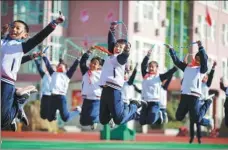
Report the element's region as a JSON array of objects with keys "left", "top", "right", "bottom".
[
  {"left": 164, "top": 112, "right": 168, "bottom": 124},
  {"left": 109, "top": 119, "right": 115, "bottom": 128},
  {"left": 207, "top": 119, "right": 214, "bottom": 132},
  {"left": 91, "top": 123, "right": 98, "bottom": 130},
  {"left": 18, "top": 108, "right": 29, "bottom": 126},
  {"left": 74, "top": 106, "right": 82, "bottom": 113},
  {"left": 159, "top": 111, "right": 164, "bottom": 124},
  {"left": 205, "top": 94, "right": 215, "bottom": 101},
  {"left": 10, "top": 118, "right": 17, "bottom": 132},
  {"left": 16, "top": 85, "right": 38, "bottom": 100}
]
